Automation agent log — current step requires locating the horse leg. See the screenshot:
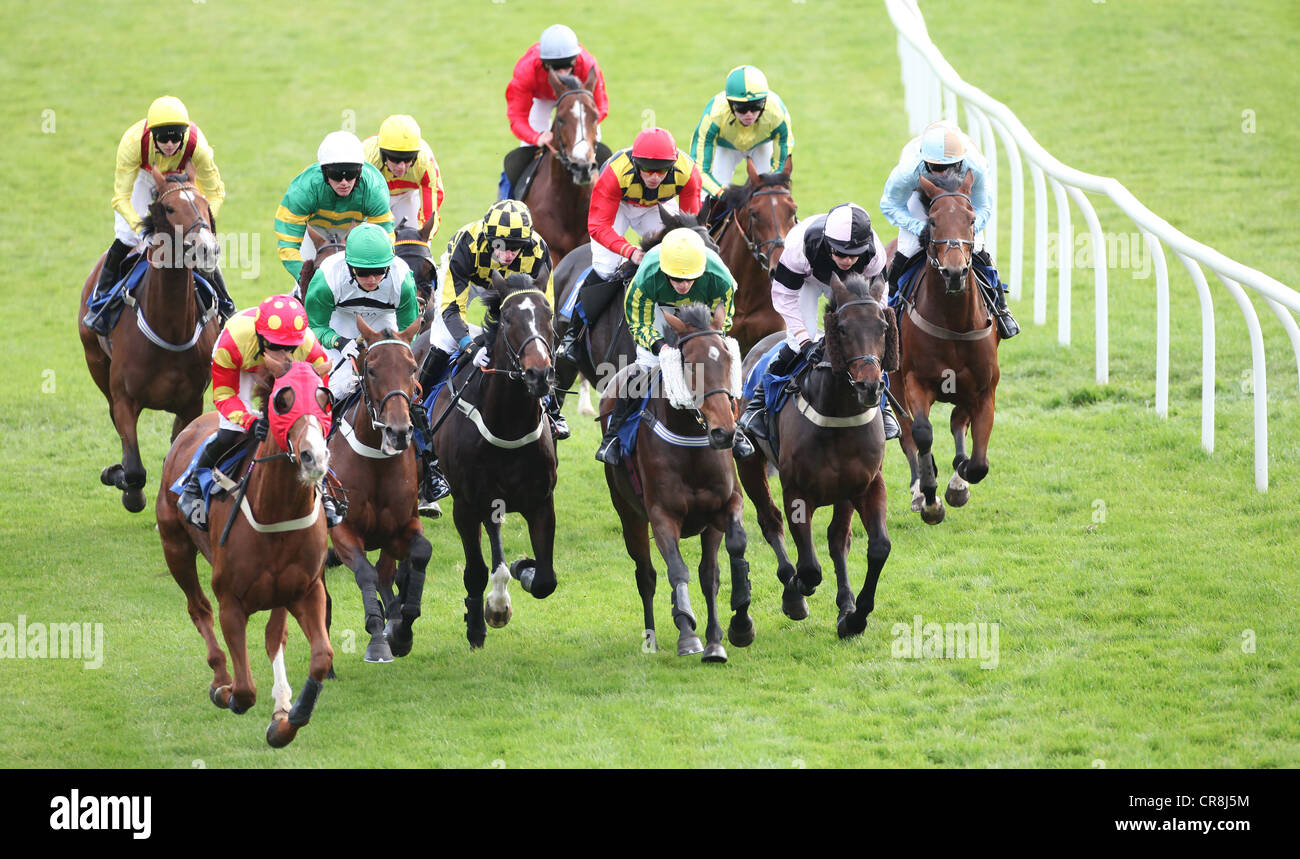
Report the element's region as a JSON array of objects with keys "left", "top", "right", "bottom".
[
  {"left": 784, "top": 491, "right": 822, "bottom": 617},
  {"left": 827, "top": 500, "right": 856, "bottom": 624},
  {"left": 903, "top": 378, "right": 944, "bottom": 525},
  {"left": 613, "top": 491, "right": 658, "bottom": 653},
  {"left": 515, "top": 501, "right": 557, "bottom": 599},
  {"left": 385, "top": 534, "right": 431, "bottom": 658},
  {"left": 649, "top": 514, "right": 702, "bottom": 657},
  {"left": 723, "top": 507, "right": 755, "bottom": 649},
  {"left": 946, "top": 407, "right": 972, "bottom": 507},
  {"left": 171, "top": 401, "right": 203, "bottom": 444},
  {"left": 577, "top": 378, "right": 597, "bottom": 417},
  {"left": 106, "top": 390, "right": 148, "bottom": 513},
  {"left": 960, "top": 392, "right": 996, "bottom": 485},
  {"left": 265, "top": 608, "right": 292, "bottom": 724},
  {"left": 839, "top": 473, "right": 891, "bottom": 639},
  {"left": 893, "top": 379, "right": 925, "bottom": 513},
  {"left": 216, "top": 599, "right": 255, "bottom": 715},
  {"left": 453, "top": 499, "right": 489, "bottom": 649},
  {"left": 697, "top": 527, "right": 727, "bottom": 663},
  {"left": 735, "top": 454, "right": 796, "bottom": 603},
  {"left": 334, "top": 530, "right": 392, "bottom": 663},
  {"left": 483, "top": 517, "right": 513, "bottom": 629},
  {"left": 267, "top": 578, "right": 333, "bottom": 748},
  {"left": 159, "top": 523, "right": 231, "bottom": 700}
]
